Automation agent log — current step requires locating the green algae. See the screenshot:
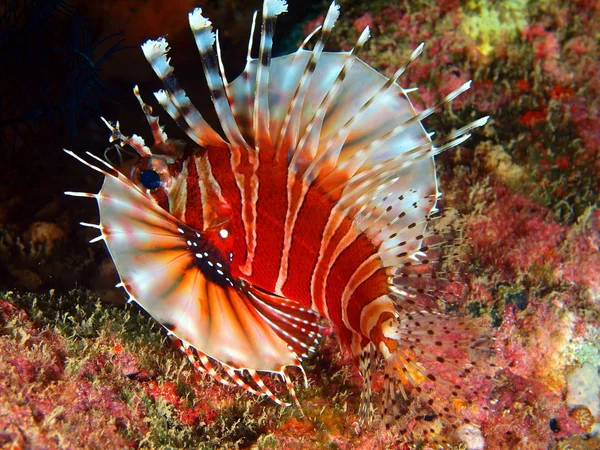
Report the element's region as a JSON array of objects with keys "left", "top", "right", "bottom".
[{"left": 564, "top": 336, "right": 600, "bottom": 368}]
